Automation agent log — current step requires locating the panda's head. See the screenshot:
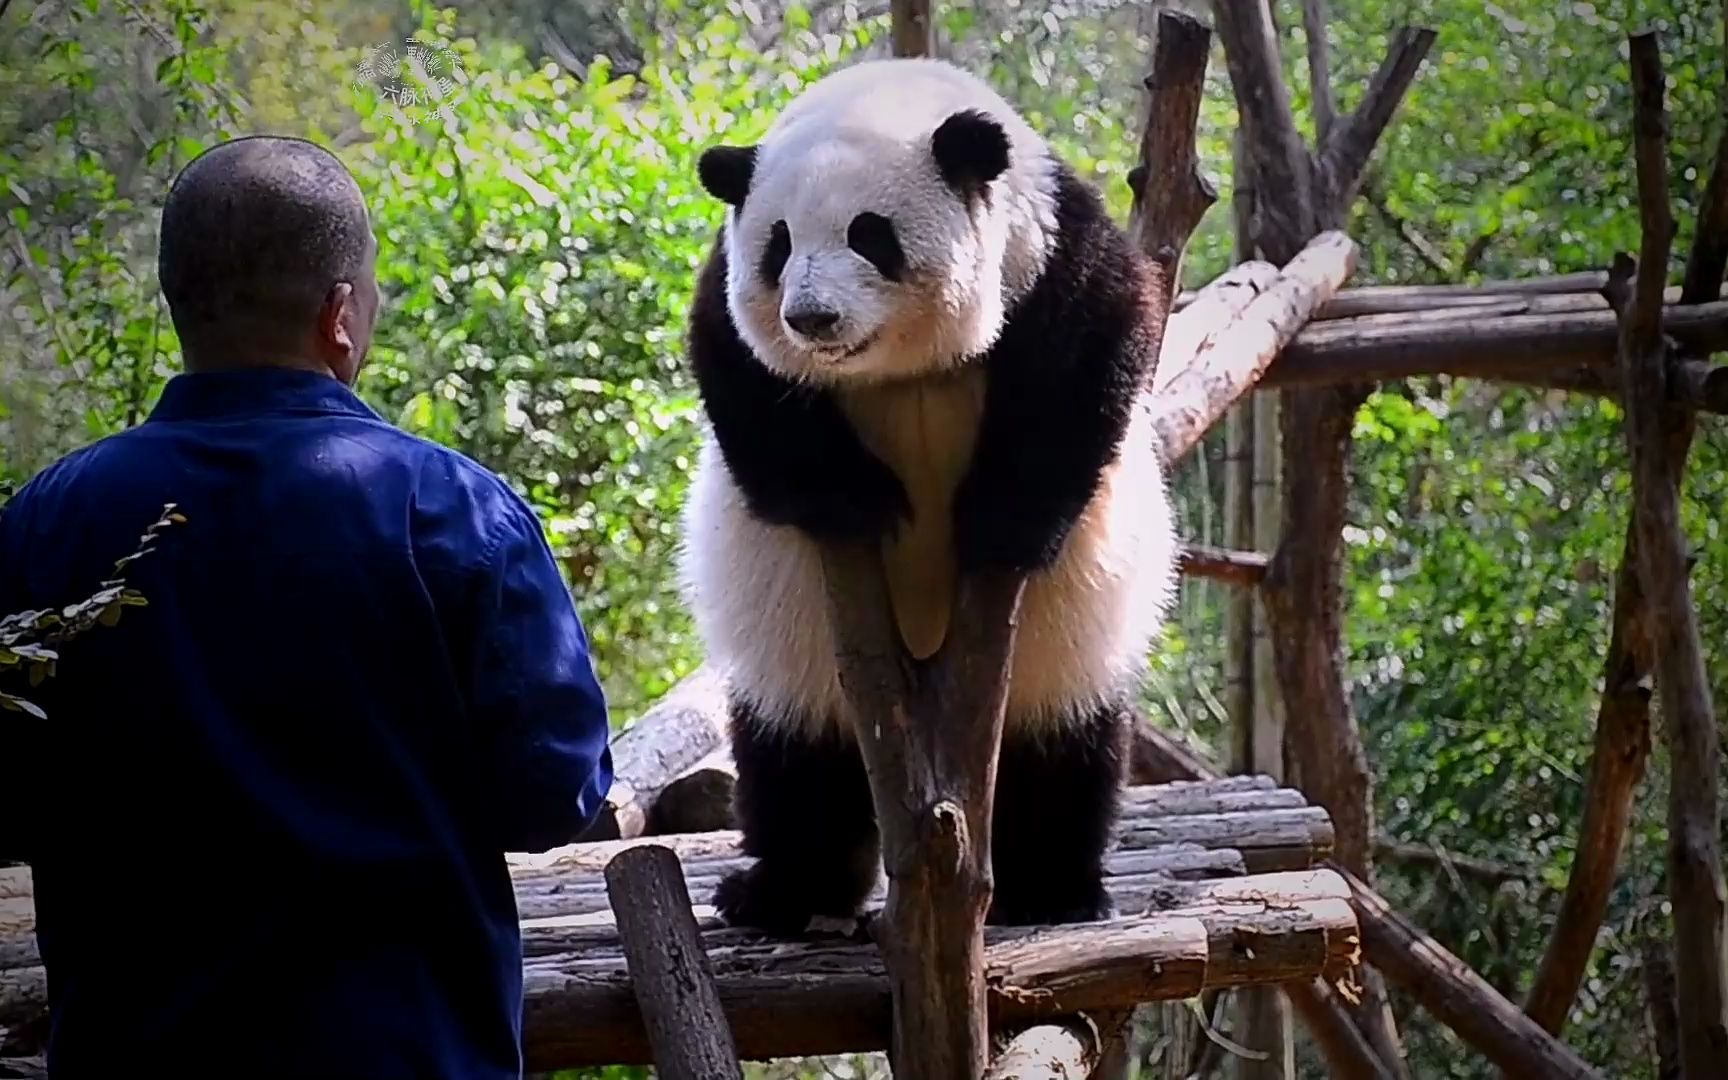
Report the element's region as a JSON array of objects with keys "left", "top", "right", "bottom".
[{"left": 697, "top": 59, "right": 1059, "bottom": 385}]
